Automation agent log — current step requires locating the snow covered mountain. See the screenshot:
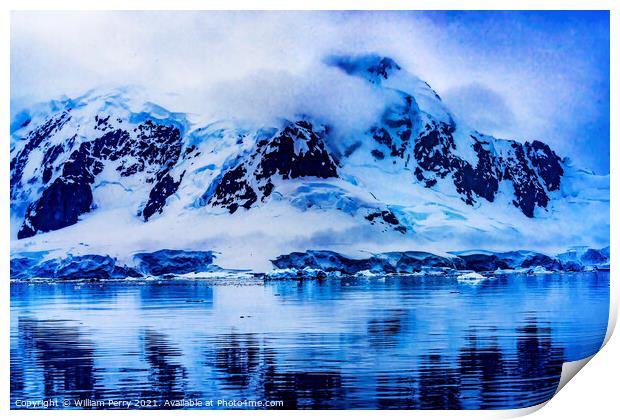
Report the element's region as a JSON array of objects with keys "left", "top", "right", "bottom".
[{"left": 10, "top": 54, "right": 609, "bottom": 275}]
